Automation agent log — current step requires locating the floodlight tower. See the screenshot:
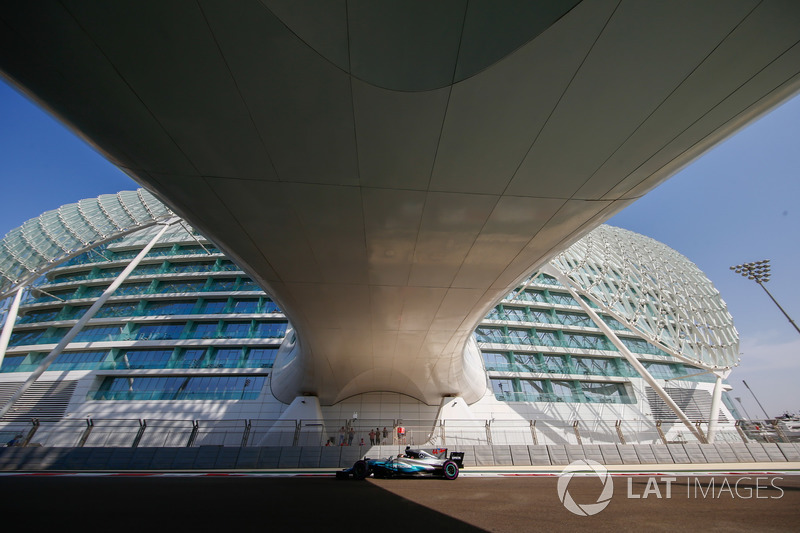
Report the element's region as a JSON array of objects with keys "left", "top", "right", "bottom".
[{"left": 730, "top": 260, "right": 800, "bottom": 335}]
